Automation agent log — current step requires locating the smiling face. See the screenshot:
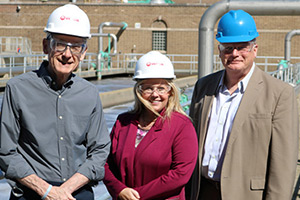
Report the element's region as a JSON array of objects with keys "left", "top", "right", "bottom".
[
  {"left": 219, "top": 41, "right": 258, "bottom": 79},
  {"left": 43, "top": 33, "right": 87, "bottom": 81},
  {"left": 139, "top": 79, "right": 171, "bottom": 114}
]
